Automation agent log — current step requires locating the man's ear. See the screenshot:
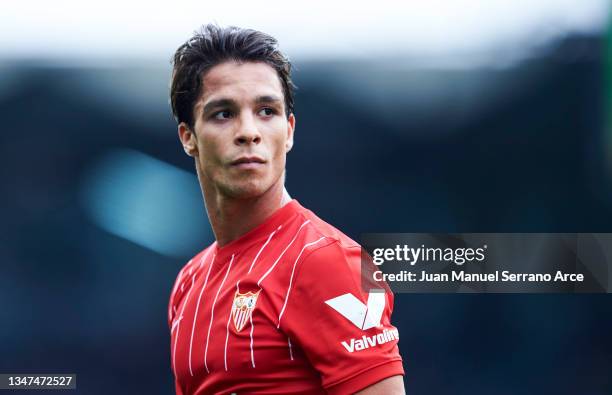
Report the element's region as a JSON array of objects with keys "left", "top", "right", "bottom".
[
  {"left": 178, "top": 122, "right": 198, "bottom": 157},
  {"left": 286, "top": 113, "right": 295, "bottom": 153}
]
